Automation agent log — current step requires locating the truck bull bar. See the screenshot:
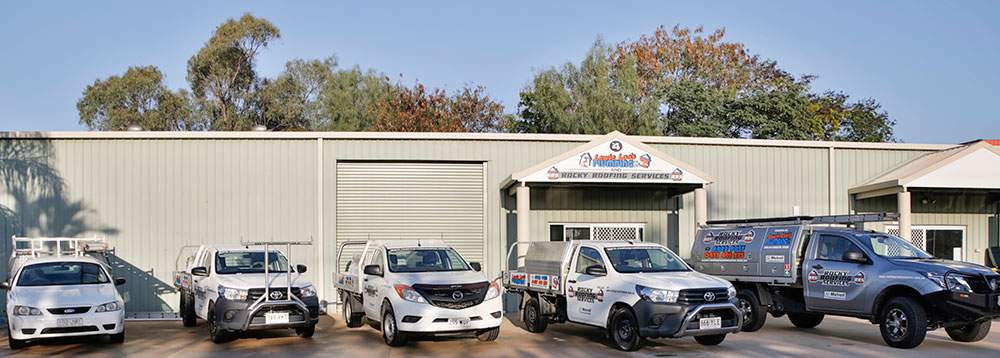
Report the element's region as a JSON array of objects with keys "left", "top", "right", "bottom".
[{"left": 239, "top": 240, "right": 313, "bottom": 330}]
